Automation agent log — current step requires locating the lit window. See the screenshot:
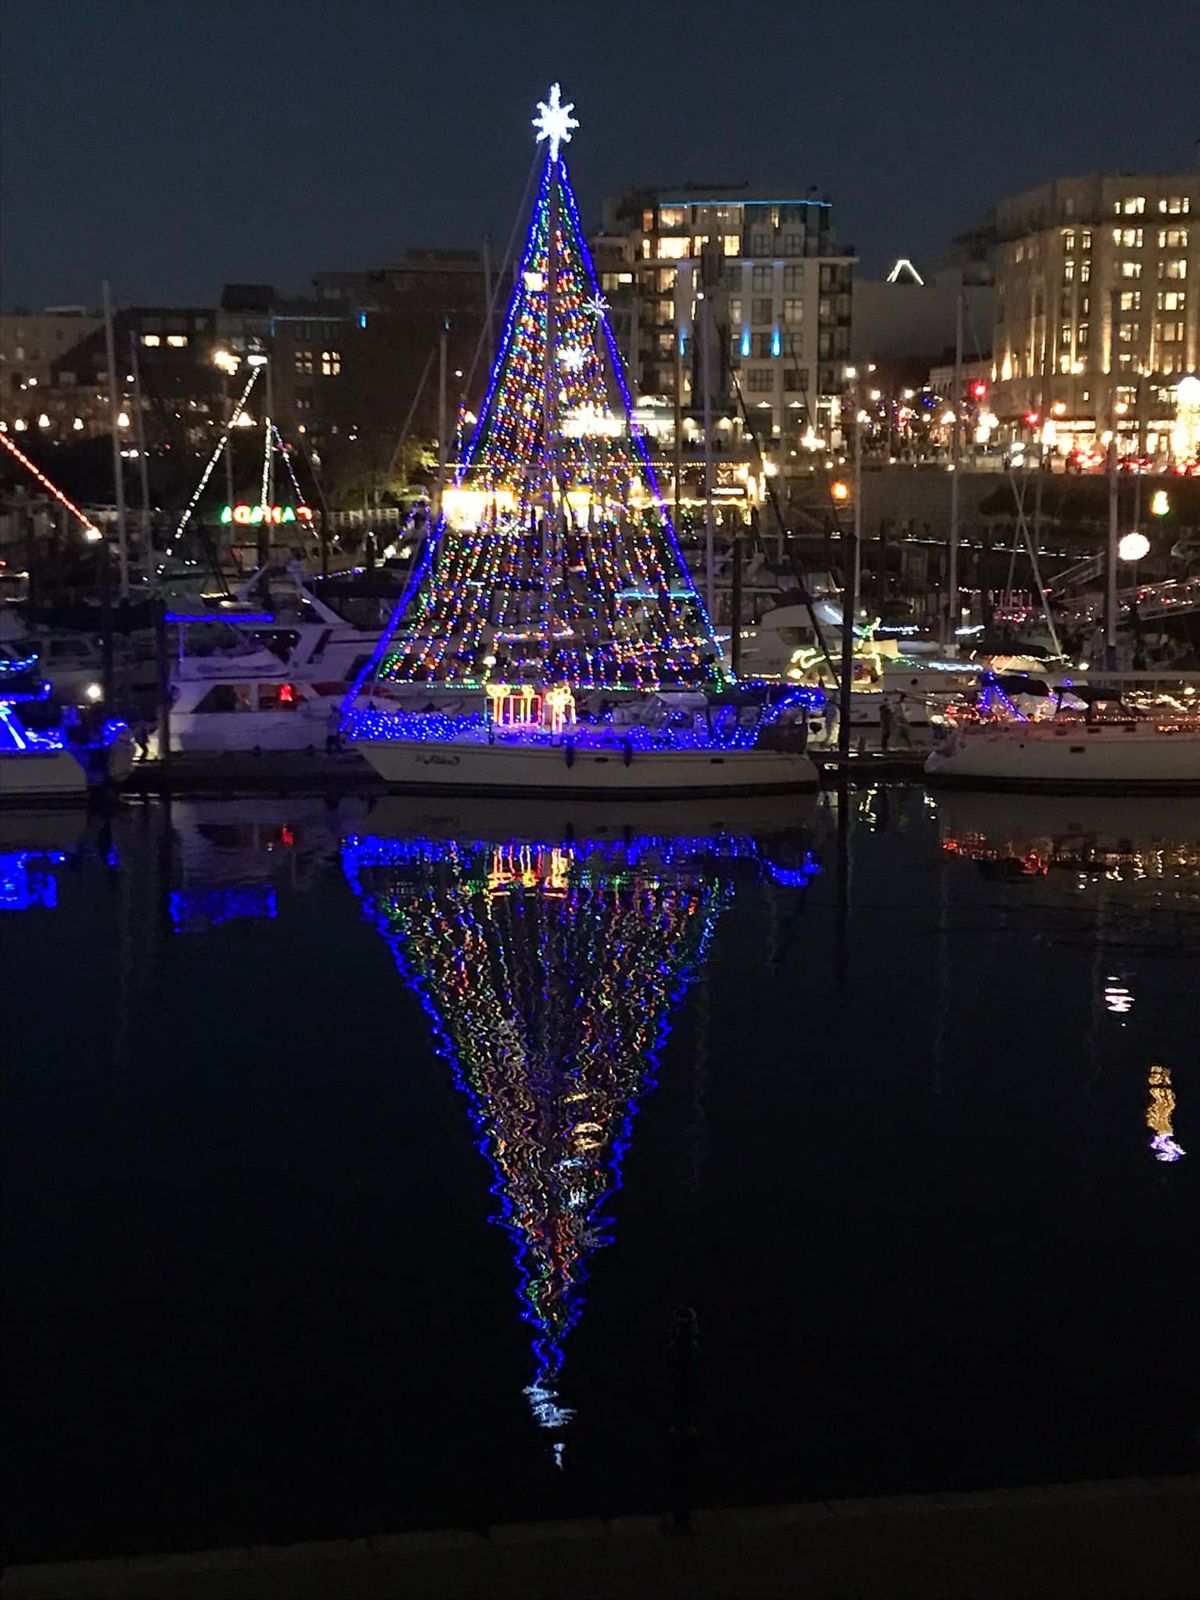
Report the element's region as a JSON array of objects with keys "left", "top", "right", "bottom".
[
  {"left": 1118, "top": 320, "right": 1138, "bottom": 342},
  {"left": 320, "top": 350, "right": 342, "bottom": 376},
  {"left": 1158, "top": 228, "right": 1188, "bottom": 248},
  {"left": 1077, "top": 323, "right": 1090, "bottom": 349},
  {"left": 141, "top": 334, "right": 161, "bottom": 347},
  {"left": 1119, "top": 290, "right": 1141, "bottom": 311},
  {"left": 295, "top": 348, "right": 313, "bottom": 375},
  {"left": 1120, "top": 260, "right": 1142, "bottom": 279},
  {"left": 1080, "top": 260, "right": 1091, "bottom": 283},
  {"left": 1158, "top": 290, "right": 1186, "bottom": 311},
  {"left": 1062, "top": 258, "right": 1075, "bottom": 281},
  {"left": 1158, "top": 321, "right": 1184, "bottom": 343},
  {"left": 1112, "top": 227, "right": 1142, "bottom": 247},
  {"left": 1122, "top": 196, "right": 1146, "bottom": 215},
  {"left": 728, "top": 297, "right": 742, "bottom": 325},
  {"left": 723, "top": 235, "right": 740, "bottom": 255},
  {"left": 1062, "top": 230, "right": 1076, "bottom": 251},
  {"left": 1080, "top": 230, "right": 1093, "bottom": 249},
  {"left": 658, "top": 206, "right": 686, "bottom": 229},
  {"left": 656, "top": 237, "right": 688, "bottom": 260},
  {"left": 1159, "top": 196, "right": 1190, "bottom": 215},
  {"left": 1160, "top": 258, "right": 1188, "bottom": 281},
  {"left": 166, "top": 334, "right": 188, "bottom": 347},
  {"left": 1059, "top": 322, "right": 1072, "bottom": 349},
  {"left": 782, "top": 297, "right": 804, "bottom": 325}
]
